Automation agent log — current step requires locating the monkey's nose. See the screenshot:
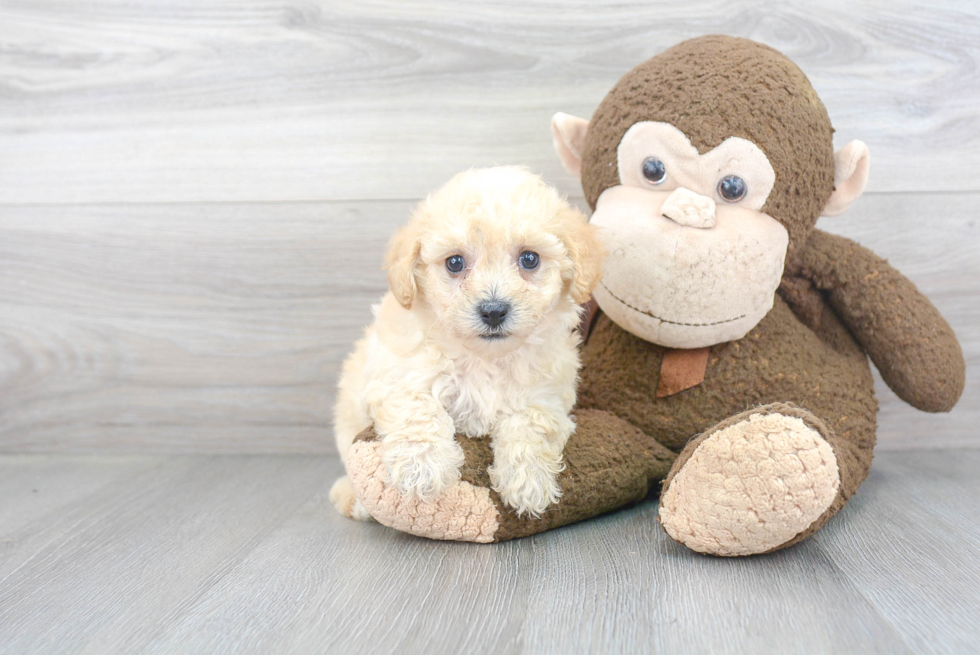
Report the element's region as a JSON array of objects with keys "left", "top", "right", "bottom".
[
  {"left": 479, "top": 300, "right": 510, "bottom": 329},
  {"left": 660, "top": 187, "right": 716, "bottom": 229}
]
